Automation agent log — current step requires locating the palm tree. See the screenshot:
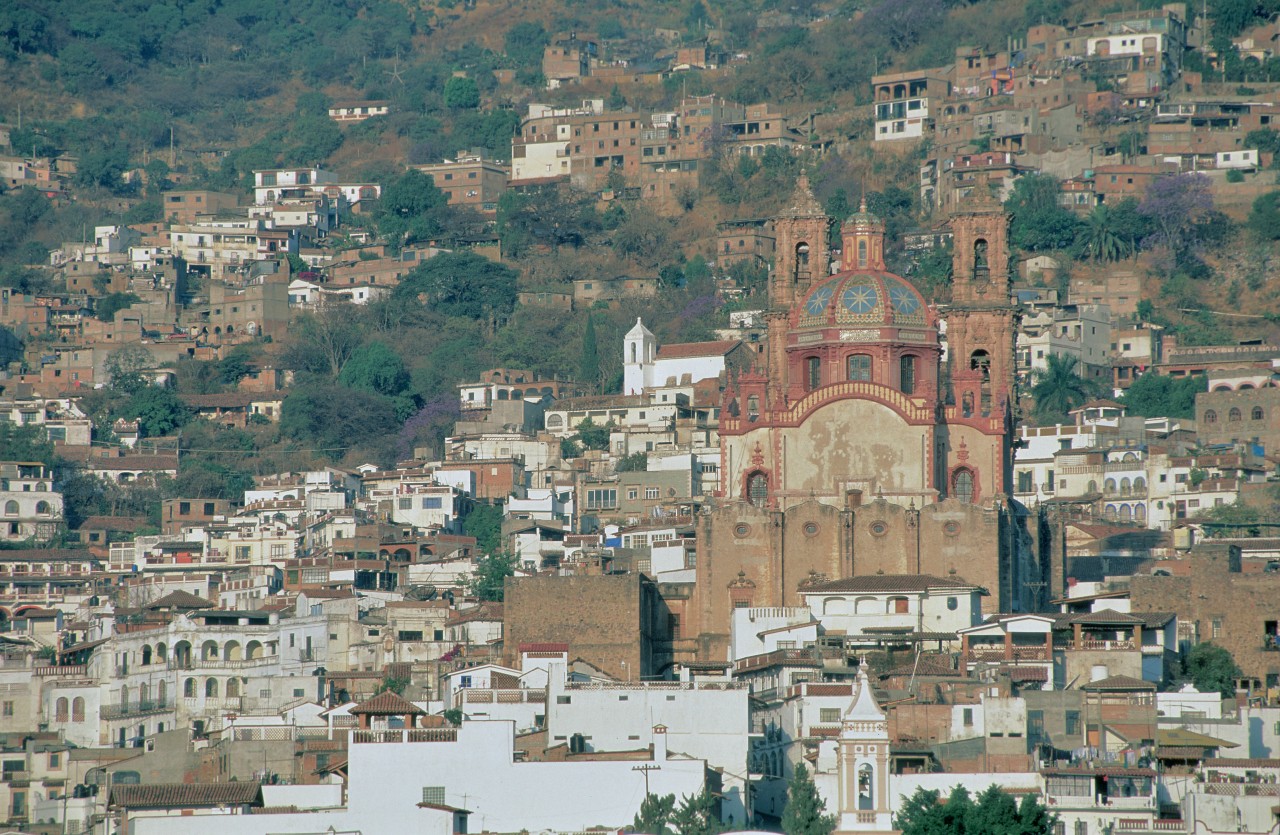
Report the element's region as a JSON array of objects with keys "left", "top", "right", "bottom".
[
  {"left": 1077, "top": 205, "right": 1132, "bottom": 262},
  {"left": 1031, "top": 354, "right": 1105, "bottom": 424}
]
